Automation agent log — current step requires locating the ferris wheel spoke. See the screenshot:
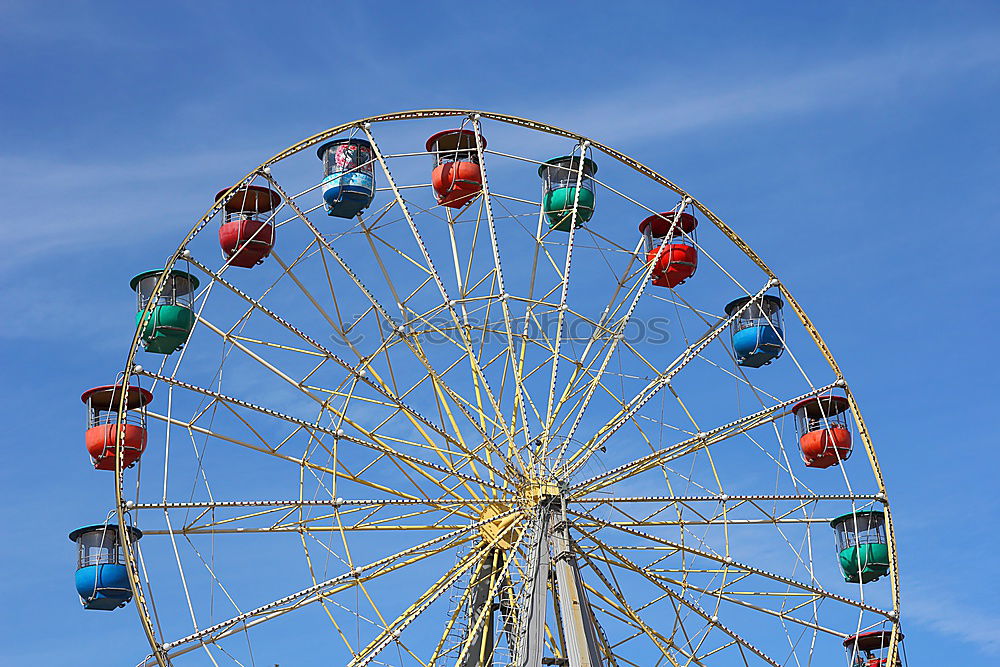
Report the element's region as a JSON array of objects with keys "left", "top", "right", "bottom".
[
  {"left": 544, "top": 311, "right": 631, "bottom": 440},
  {"left": 361, "top": 127, "right": 518, "bottom": 456},
  {"left": 135, "top": 499, "right": 480, "bottom": 540},
  {"left": 575, "top": 493, "right": 877, "bottom": 503},
  {"left": 267, "top": 179, "right": 442, "bottom": 375},
  {"left": 574, "top": 517, "right": 833, "bottom": 527},
  {"left": 573, "top": 524, "right": 780, "bottom": 666},
  {"left": 559, "top": 279, "right": 778, "bottom": 480},
  {"left": 472, "top": 190, "right": 552, "bottom": 439},
  {"left": 158, "top": 552, "right": 432, "bottom": 661},
  {"left": 156, "top": 506, "right": 522, "bottom": 659},
  {"left": 298, "top": 539, "right": 389, "bottom": 657},
  {"left": 266, "top": 173, "right": 521, "bottom": 482},
  {"left": 185, "top": 254, "right": 466, "bottom": 457},
  {"left": 549, "top": 203, "right": 696, "bottom": 451},
  {"left": 139, "top": 504, "right": 476, "bottom": 536},
  {"left": 570, "top": 507, "right": 891, "bottom": 618},
  {"left": 469, "top": 116, "right": 535, "bottom": 454},
  {"left": 327, "top": 322, "right": 504, "bottom": 497},
  {"left": 145, "top": 409, "right": 472, "bottom": 503},
  {"left": 514, "top": 211, "right": 561, "bottom": 459},
  {"left": 576, "top": 532, "right": 711, "bottom": 657},
  {"left": 137, "top": 369, "right": 502, "bottom": 501},
  {"left": 133, "top": 498, "right": 477, "bottom": 510},
  {"left": 585, "top": 579, "right": 701, "bottom": 667},
  {"left": 540, "top": 141, "right": 591, "bottom": 451},
  {"left": 427, "top": 548, "right": 496, "bottom": 665},
  {"left": 571, "top": 543, "right": 693, "bottom": 667},
  {"left": 397, "top": 316, "right": 521, "bottom": 451},
  {"left": 348, "top": 548, "right": 481, "bottom": 667},
  {"left": 690, "top": 586, "right": 836, "bottom": 640},
  {"left": 582, "top": 558, "right": 748, "bottom": 666},
  {"left": 183, "top": 497, "right": 474, "bottom": 534},
  {"left": 403, "top": 338, "right": 509, "bottom": 437},
  {"left": 568, "top": 381, "right": 840, "bottom": 496},
  {"left": 573, "top": 493, "right": 880, "bottom": 531},
  {"left": 587, "top": 546, "right": 842, "bottom": 647},
  {"left": 581, "top": 598, "right": 671, "bottom": 667},
  {"left": 348, "top": 509, "right": 528, "bottom": 667},
  {"left": 581, "top": 522, "right": 838, "bottom": 638}
]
